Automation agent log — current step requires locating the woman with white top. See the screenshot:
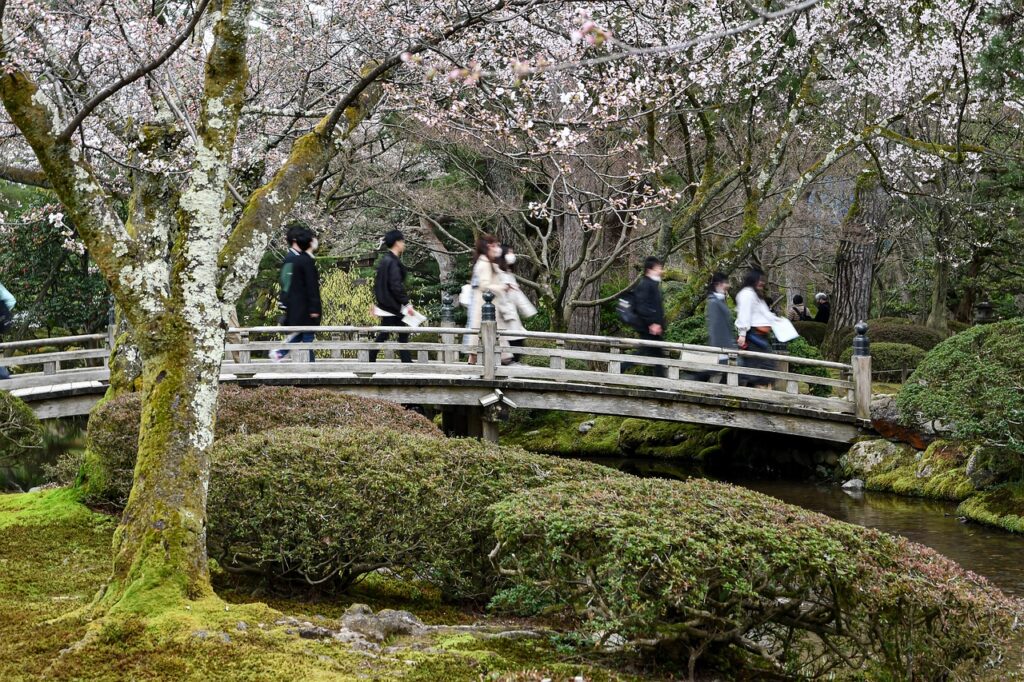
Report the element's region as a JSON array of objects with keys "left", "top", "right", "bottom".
[
  {"left": 465, "top": 234, "right": 512, "bottom": 364},
  {"left": 734, "top": 269, "right": 780, "bottom": 389}
]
